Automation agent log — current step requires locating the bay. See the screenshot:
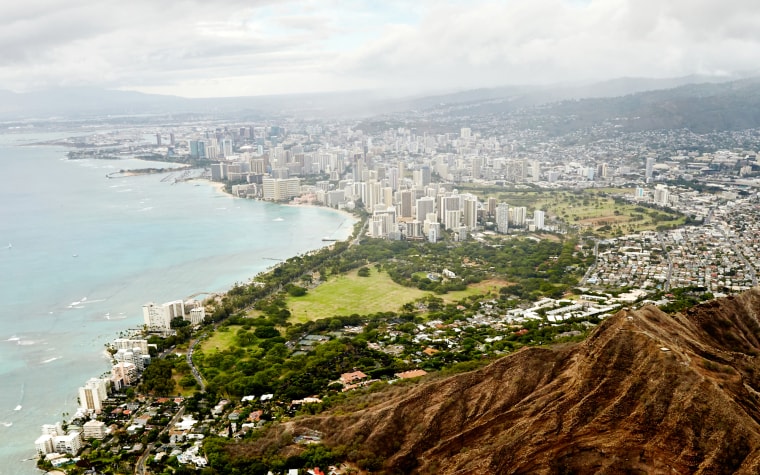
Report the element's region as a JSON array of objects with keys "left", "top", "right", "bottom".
[{"left": 0, "top": 130, "right": 354, "bottom": 474}]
